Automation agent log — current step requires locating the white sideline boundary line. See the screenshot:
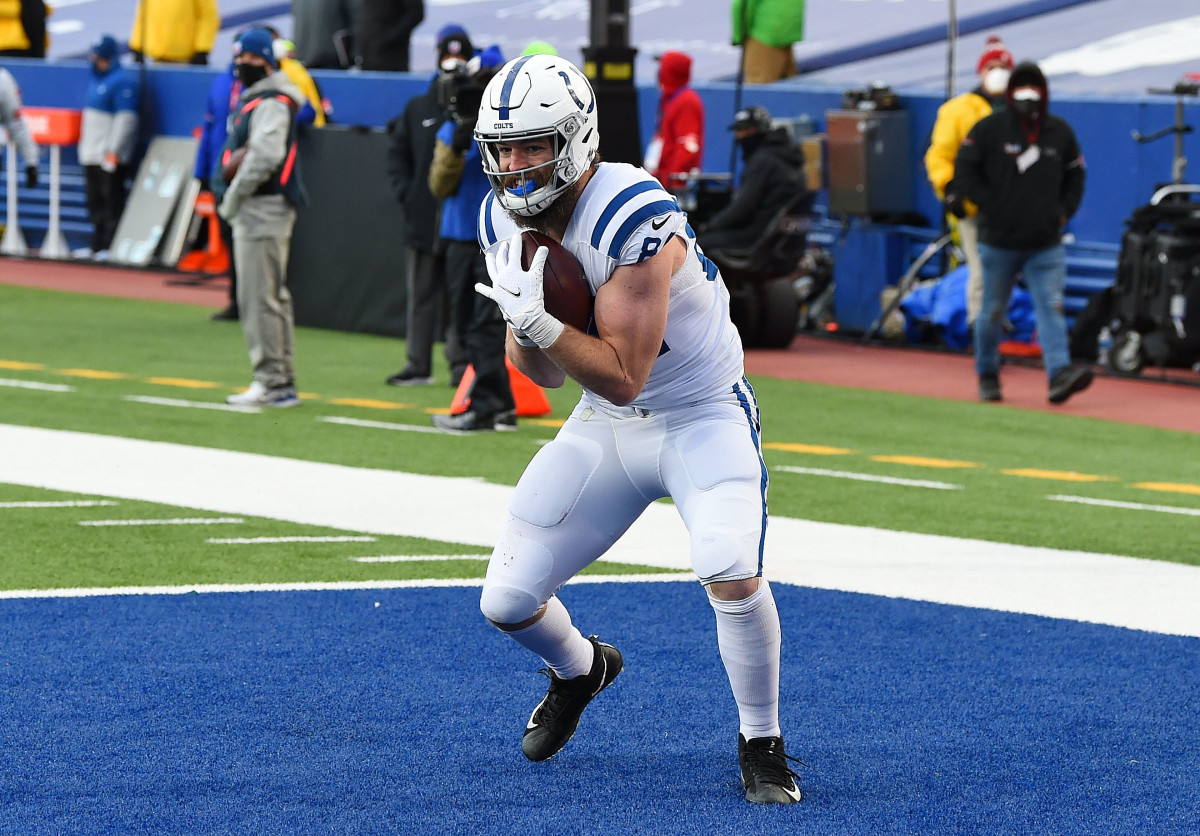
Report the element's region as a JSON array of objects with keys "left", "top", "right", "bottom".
[
  {"left": 208, "top": 535, "right": 376, "bottom": 544},
  {"left": 0, "top": 573, "right": 695, "bottom": 600},
  {"left": 1, "top": 424, "right": 1199, "bottom": 638}
]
